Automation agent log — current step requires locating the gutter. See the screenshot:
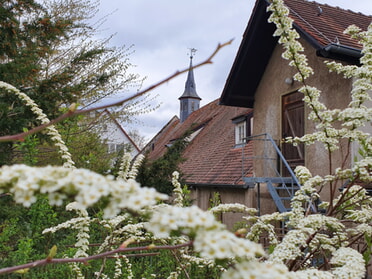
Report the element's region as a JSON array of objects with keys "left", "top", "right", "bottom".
[{"left": 316, "top": 43, "right": 362, "bottom": 64}]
